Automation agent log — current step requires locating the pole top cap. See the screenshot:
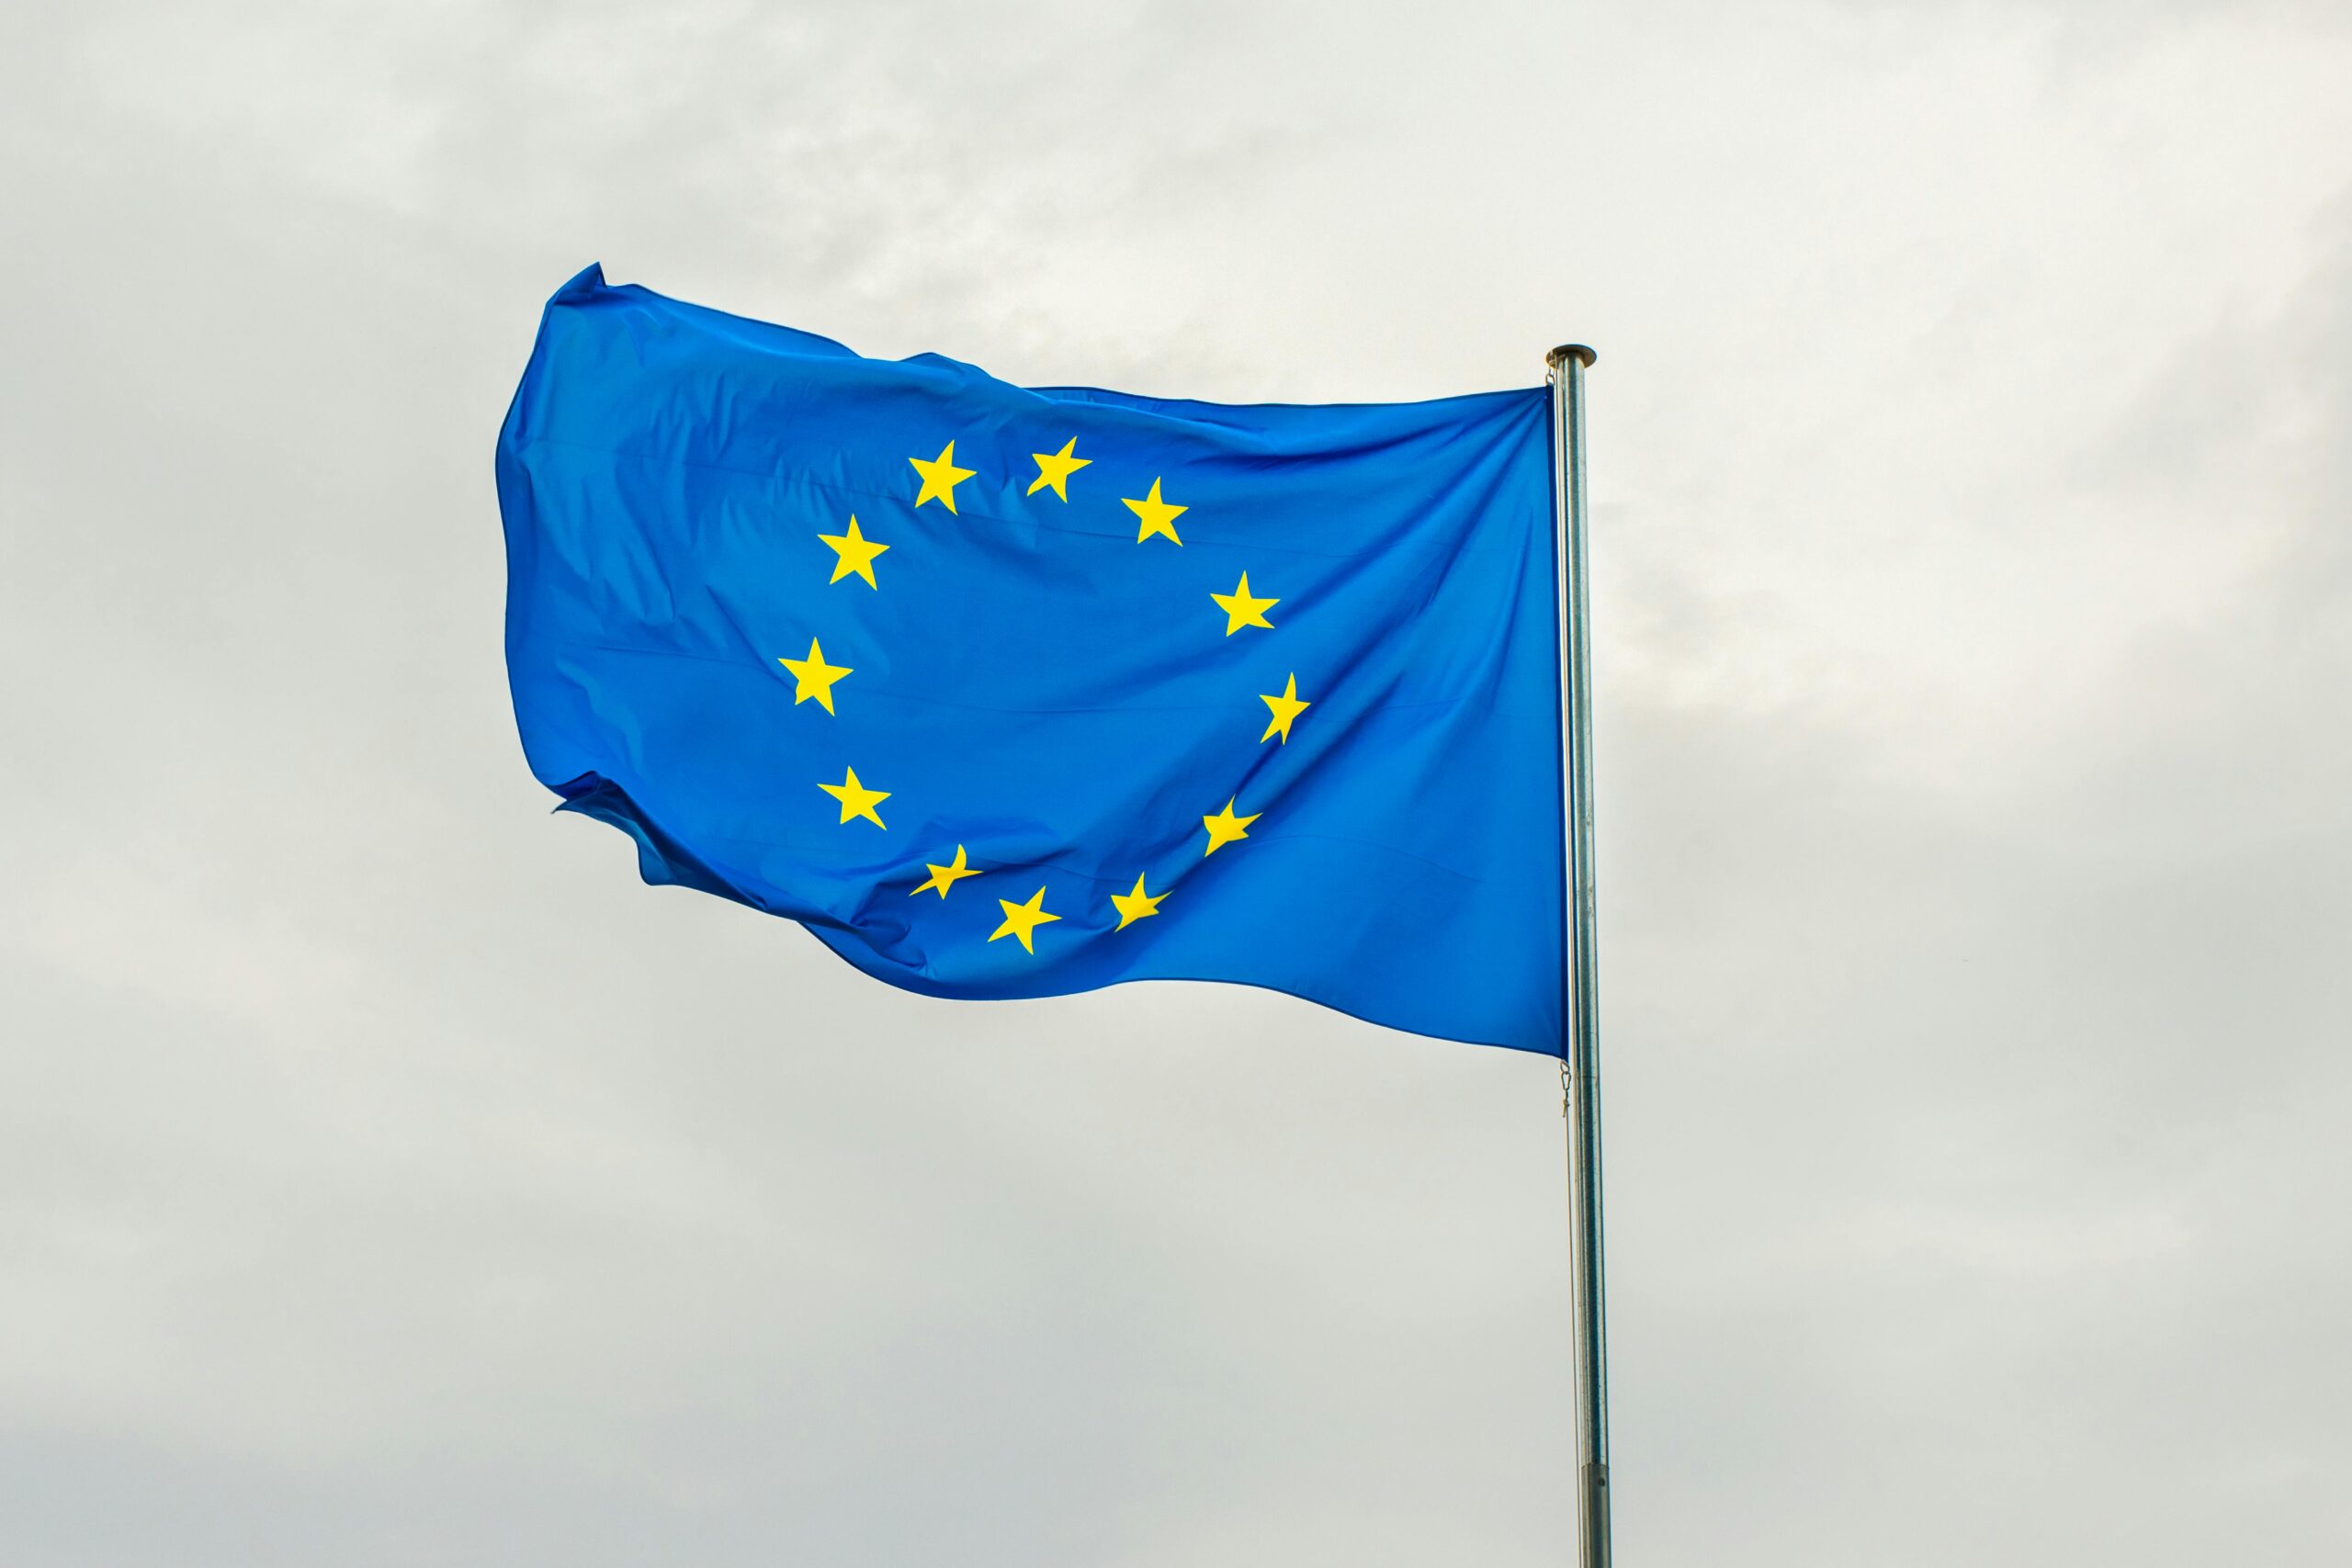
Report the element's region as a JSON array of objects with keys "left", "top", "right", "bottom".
[{"left": 1547, "top": 344, "right": 1598, "bottom": 370}]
